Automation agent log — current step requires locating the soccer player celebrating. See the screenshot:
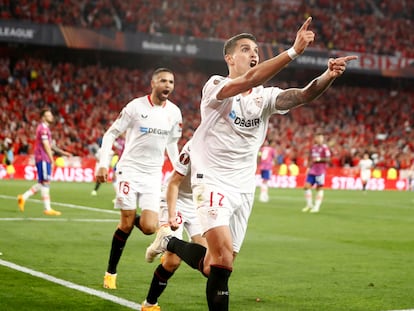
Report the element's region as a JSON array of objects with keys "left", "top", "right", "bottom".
[
  {"left": 146, "top": 17, "right": 357, "bottom": 310},
  {"left": 17, "top": 108, "right": 72, "bottom": 215},
  {"left": 302, "top": 132, "right": 331, "bottom": 213},
  {"left": 96, "top": 68, "right": 182, "bottom": 289}
]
